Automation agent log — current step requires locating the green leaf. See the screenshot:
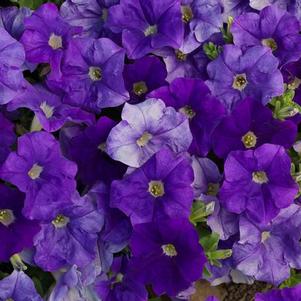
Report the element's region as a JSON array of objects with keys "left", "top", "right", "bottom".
[
  {"left": 207, "top": 249, "right": 232, "bottom": 261},
  {"left": 199, "top": 231, "right": 220, "bottom": 252},
  {"left": 203, "top": 42, "right": 221, "bottom": 60},
  {"left": 18, "top": 0, "right": 45, "bottom": 9},
  {"left": 280, "top": 270, "right": 301, "bottom": 288},
  {"left": 190, "top": 201, "right": 215, "bottom": 225}
]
